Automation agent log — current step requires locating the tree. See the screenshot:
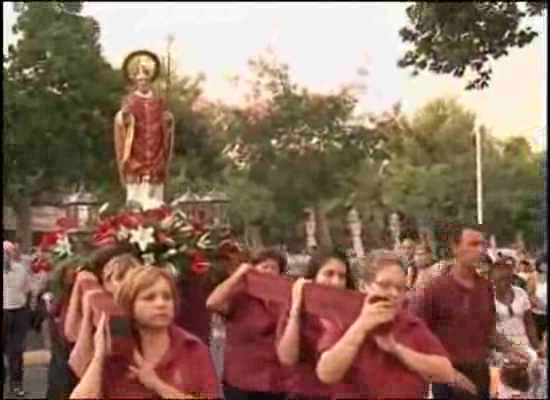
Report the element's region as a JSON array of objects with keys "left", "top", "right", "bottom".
[
  {"left": 398, "top": 2, "right": 546, "bottom": 90},
  {"left": 381, "top": 97, "right": 544, "bottom": 251},
  {"left": 222, "top": 53, "right": 387, "bottom": 247},
  {"left": 4, "top": 2, "right": 123, "bottom": 247}
]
